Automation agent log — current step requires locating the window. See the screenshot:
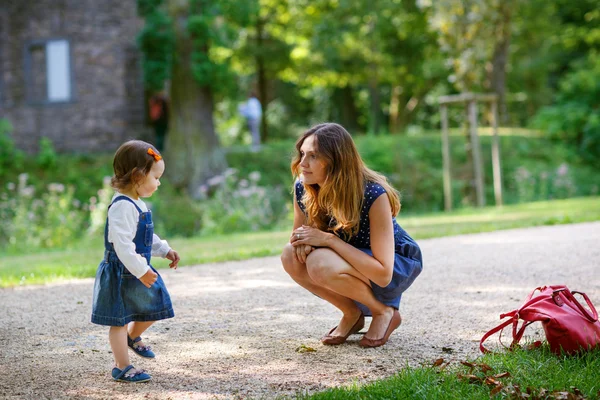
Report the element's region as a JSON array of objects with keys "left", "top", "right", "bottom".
[{"left": 24, "top": 39, "right": 74, "bottom": 104}]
